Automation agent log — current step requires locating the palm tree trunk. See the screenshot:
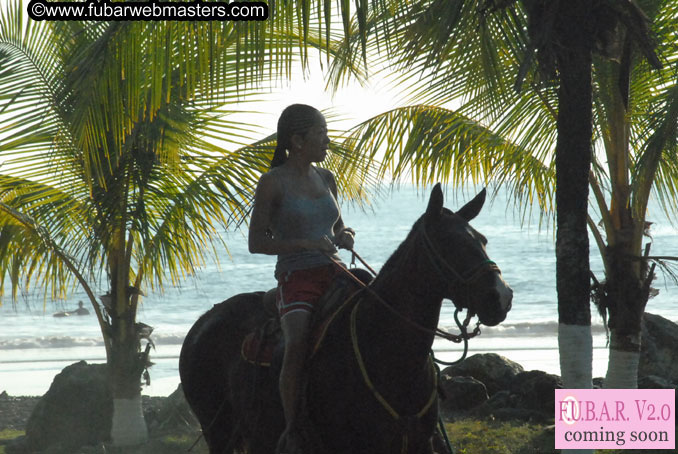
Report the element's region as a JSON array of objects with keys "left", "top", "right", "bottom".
[
  {"left": 604, "top": 331, "right": 641, "bottom": 389},
  {"left": 554, "top": 3, "right": 594, "bottom": 453},
  {"left": 111, "top": 395, "right": 148, "bottom": 446},
  {"left": 602, "top": 244, "right": 649, "bottom": 389},
  {"left": 108, "top": 221, "right": 149, "bottom": 446},
  {"left": 599, "top": 49, "right": 651, "bottom": 391},
  {"left": 108, "top": 311, "right": 148, "bottom": 445}
]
